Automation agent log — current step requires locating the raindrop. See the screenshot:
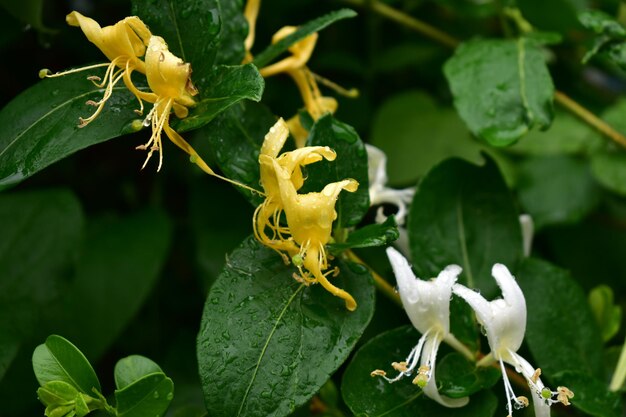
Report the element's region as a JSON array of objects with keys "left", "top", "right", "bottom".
[
  {"left": 153, "top": 391, "right": 160, "bottom": 399},
  {"left": 166, "top": 392, "right": 173, "bottom": 401}
]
